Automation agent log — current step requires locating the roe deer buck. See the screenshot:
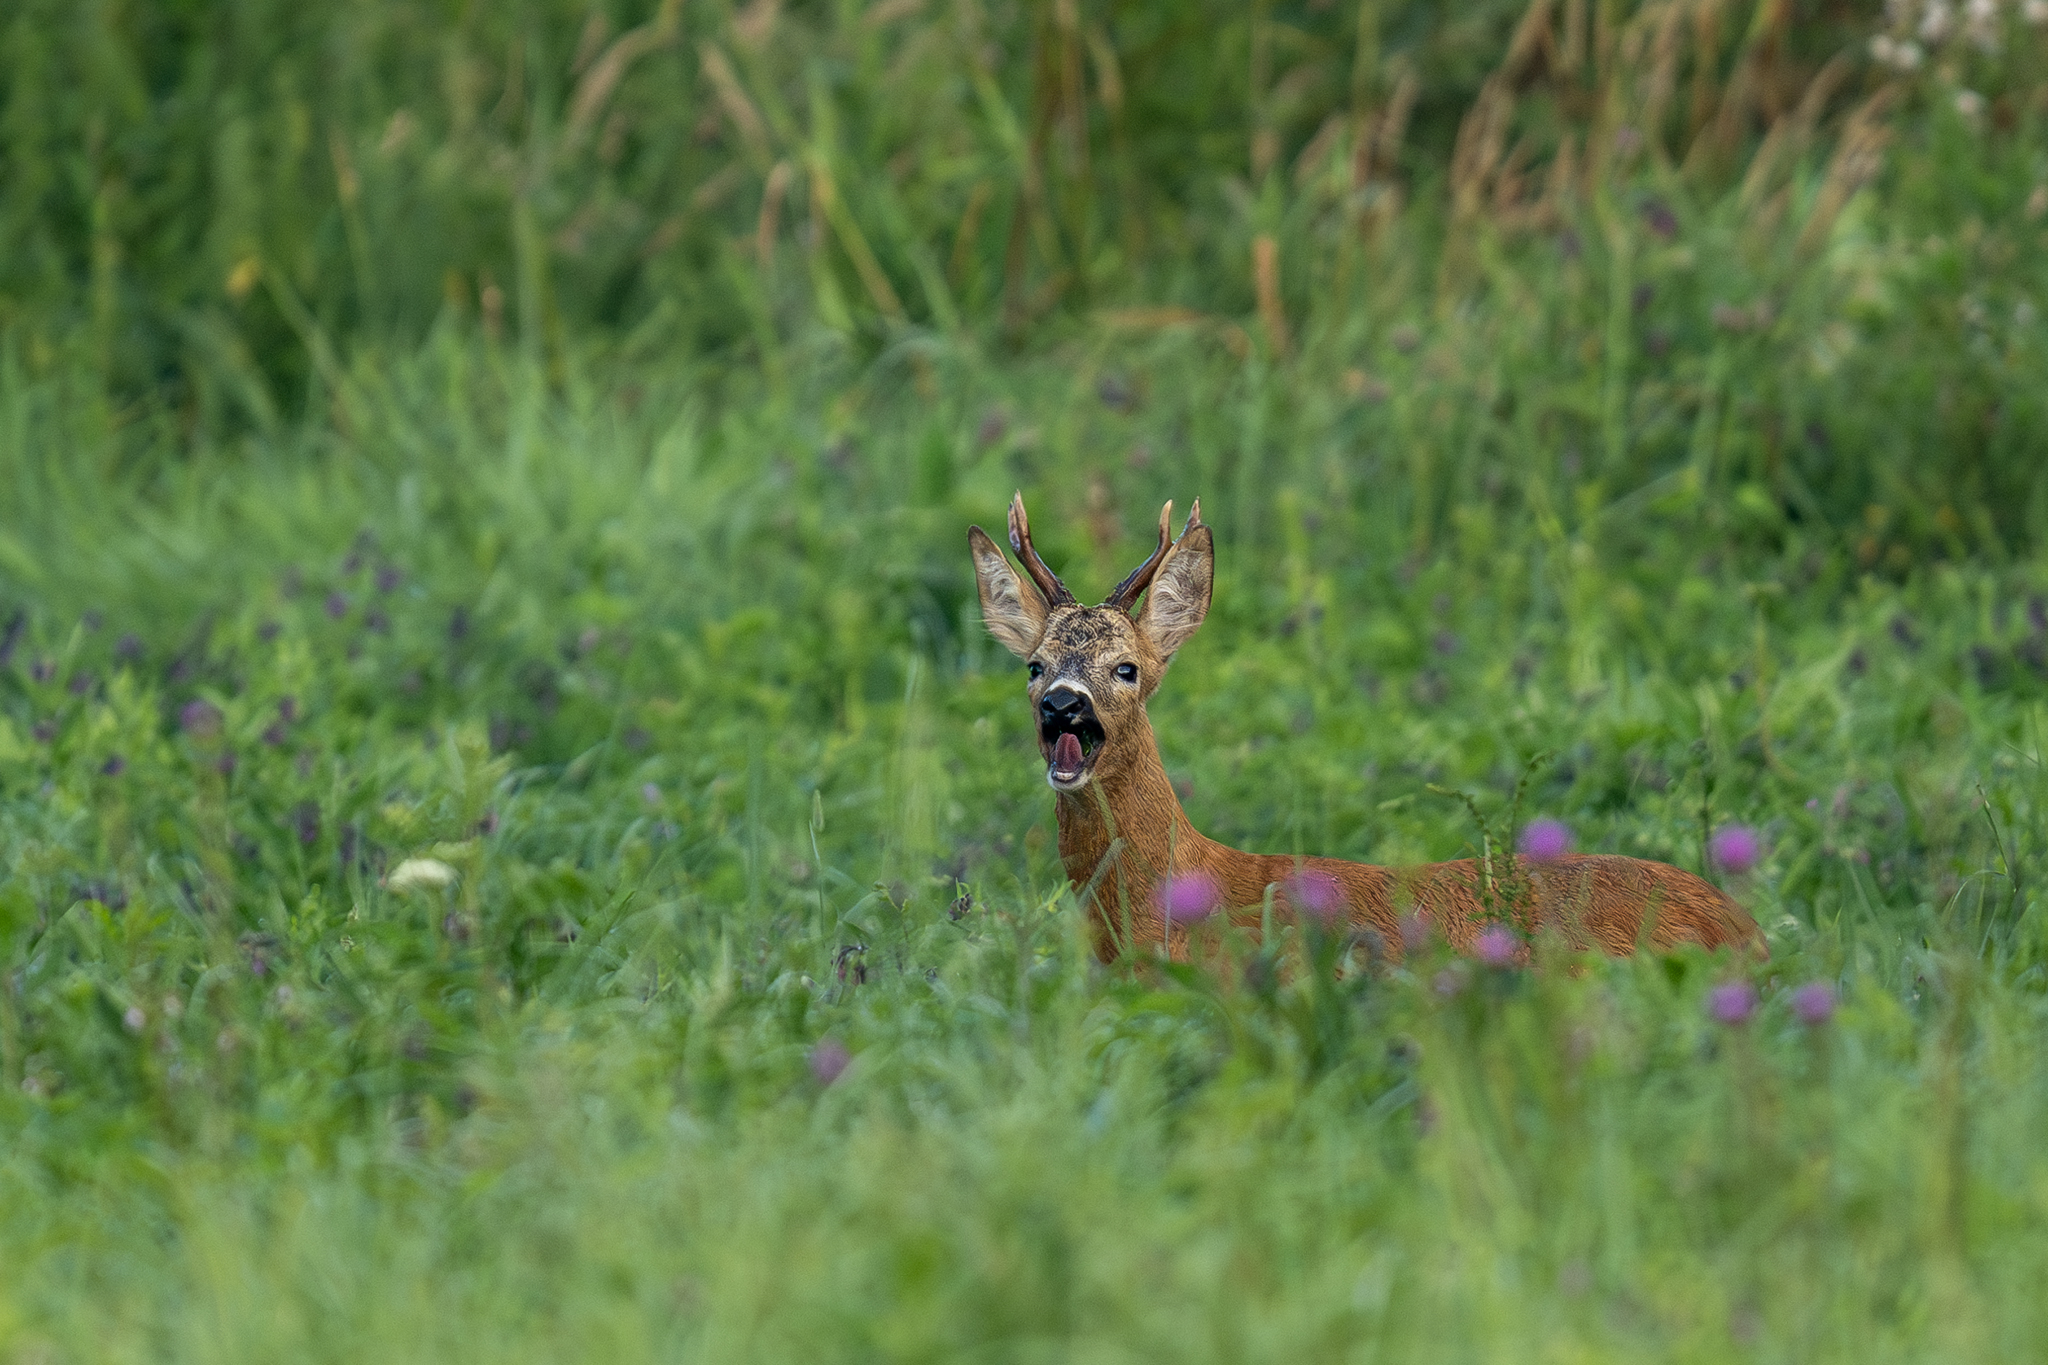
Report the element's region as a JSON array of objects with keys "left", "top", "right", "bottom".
[{"left": 968, "top": 494, "right": 1766, "bottom": 963}]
